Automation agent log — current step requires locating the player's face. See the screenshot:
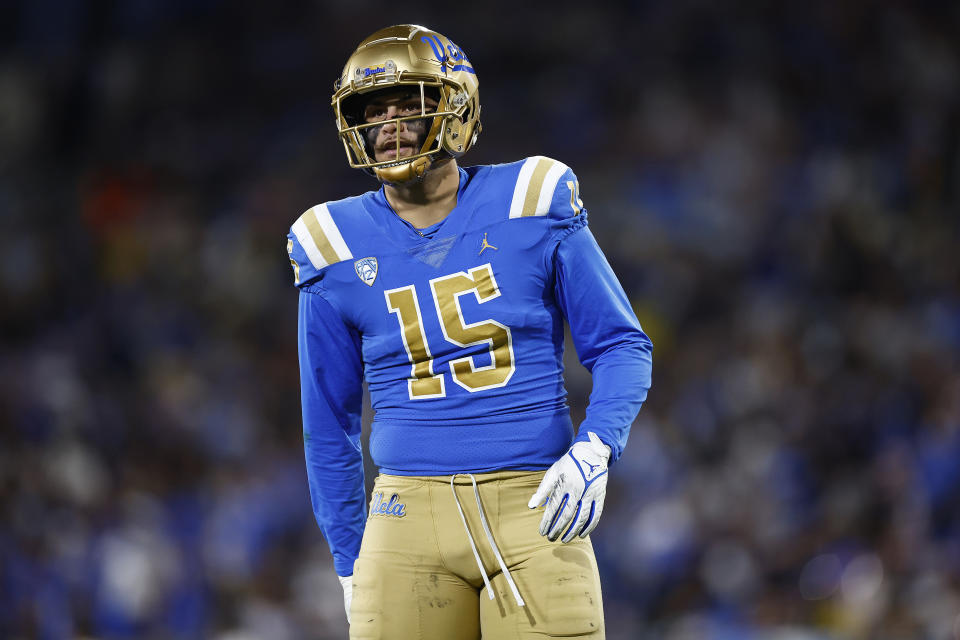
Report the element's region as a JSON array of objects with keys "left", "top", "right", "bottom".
[{"left": 363, "top": 90, "right": 439, "bottom": 162}]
